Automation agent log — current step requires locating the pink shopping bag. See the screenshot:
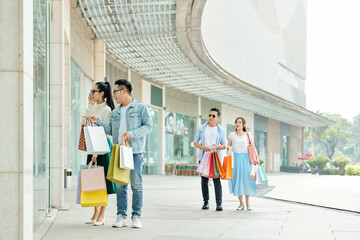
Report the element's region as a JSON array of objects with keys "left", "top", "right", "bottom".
[
  {"left": 81, "top": 162, "right": 106, "bottom": 193},
  {"left": 197, "top": 152, "right": 210, "bottom": 174}
]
